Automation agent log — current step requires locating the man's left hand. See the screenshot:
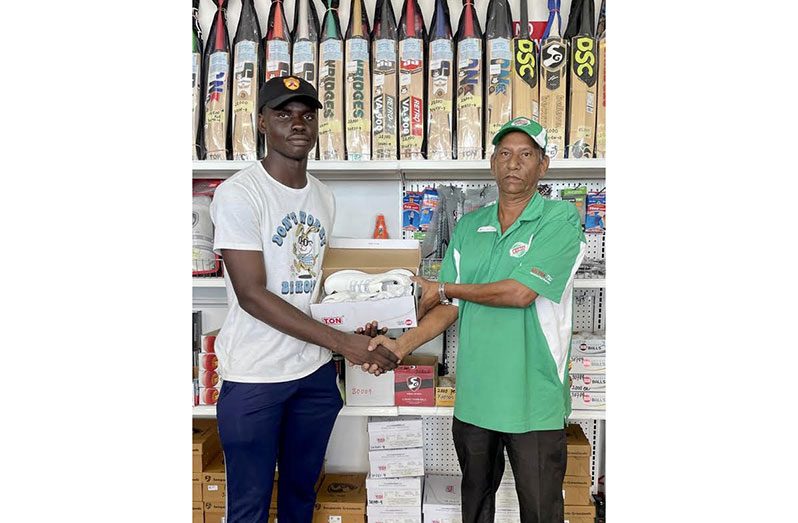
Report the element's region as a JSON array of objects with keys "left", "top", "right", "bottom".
[
  {"left": 348, "top": 321, "right": 389, "bottom": 367},
  {"left": 412, "top": 276, "right": 439, "bottom": 320}
]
